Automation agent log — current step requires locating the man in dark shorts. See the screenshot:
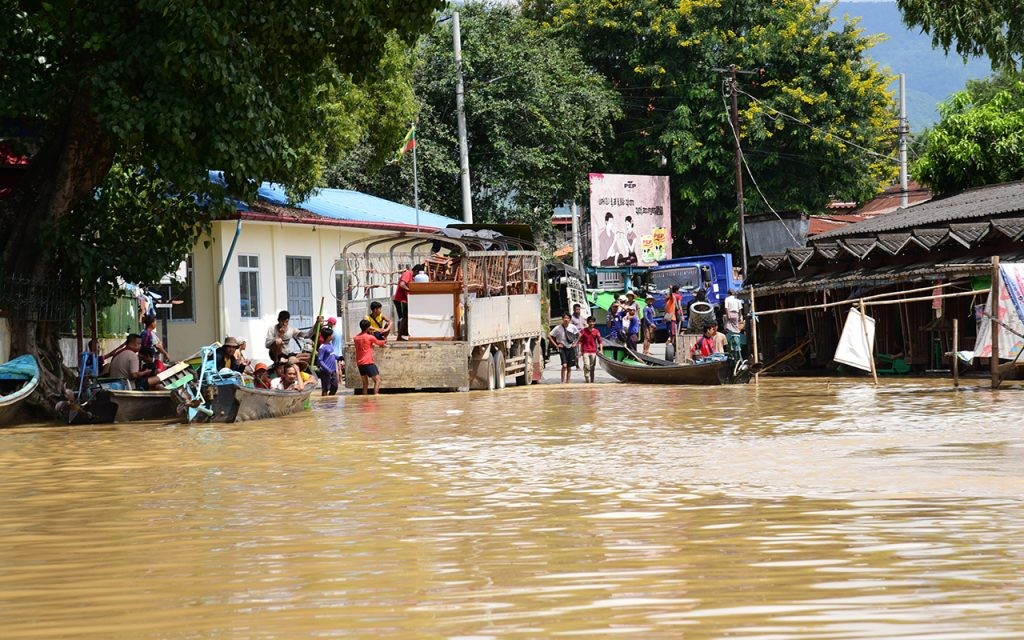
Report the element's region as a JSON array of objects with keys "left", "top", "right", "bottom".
[
  {"left": 354, "top": 319, "right": 388, "bottom": 395},
  {"left": 548, "top": 313, "right": 578, "bottom": 383}
]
